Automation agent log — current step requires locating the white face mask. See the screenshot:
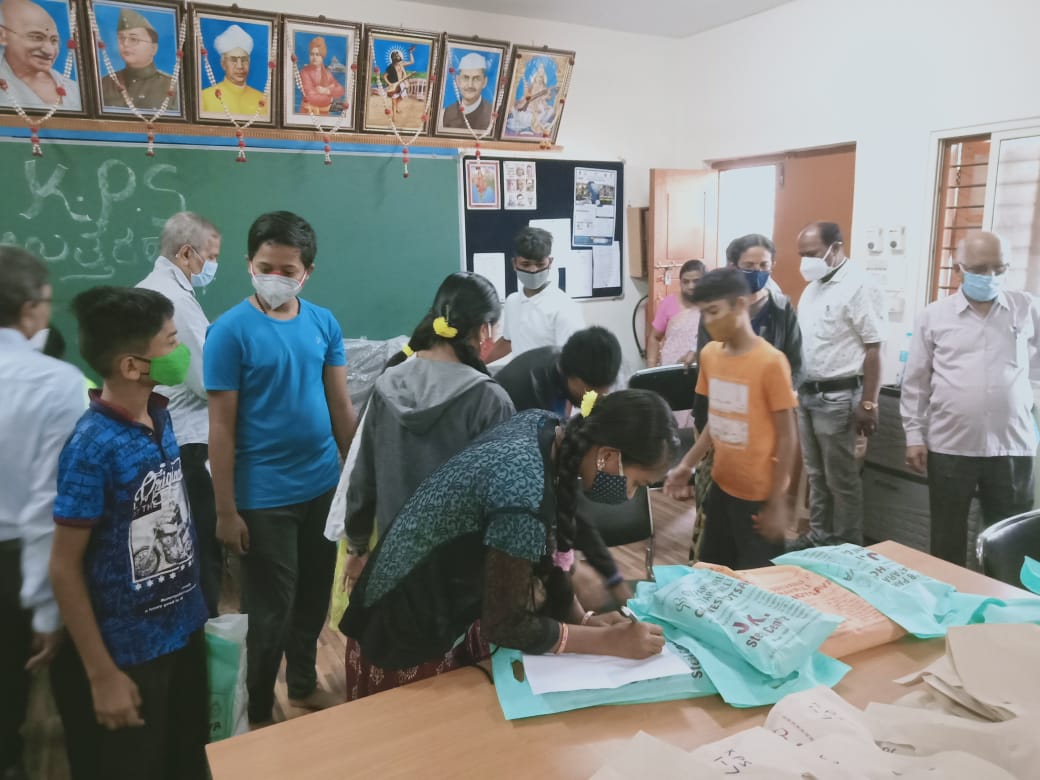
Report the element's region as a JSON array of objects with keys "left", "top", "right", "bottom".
[
  {"left": 517, "top": 267, "right": 552, "bottom": 290},
  {"left": 799, "top": 244, "right": 835, "bottom": 282},
  {"left": 252, "top": 272, "right": 305, "bottom": 309}
]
